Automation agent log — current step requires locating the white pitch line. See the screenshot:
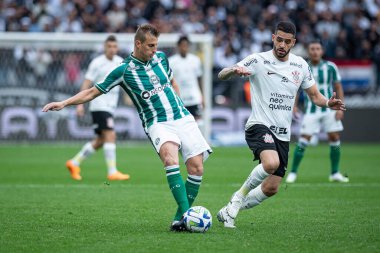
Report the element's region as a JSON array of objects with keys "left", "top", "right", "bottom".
[{"left": 0, "top": 183, "right": 379, "bottom": 189}]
